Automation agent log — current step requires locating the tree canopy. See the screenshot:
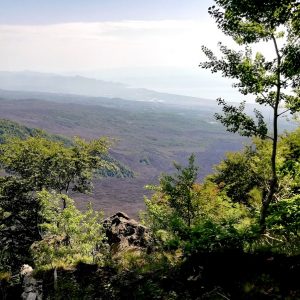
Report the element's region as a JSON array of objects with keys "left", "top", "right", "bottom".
[
  {"left": 200, "top": 0, "right": 300, "bottom": 231},
  {"left": 0, "top": 136, "right": 111, "bottom": 195},
  {"left": 0, "top": 135, "right": 112, "bottom": 271}
]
